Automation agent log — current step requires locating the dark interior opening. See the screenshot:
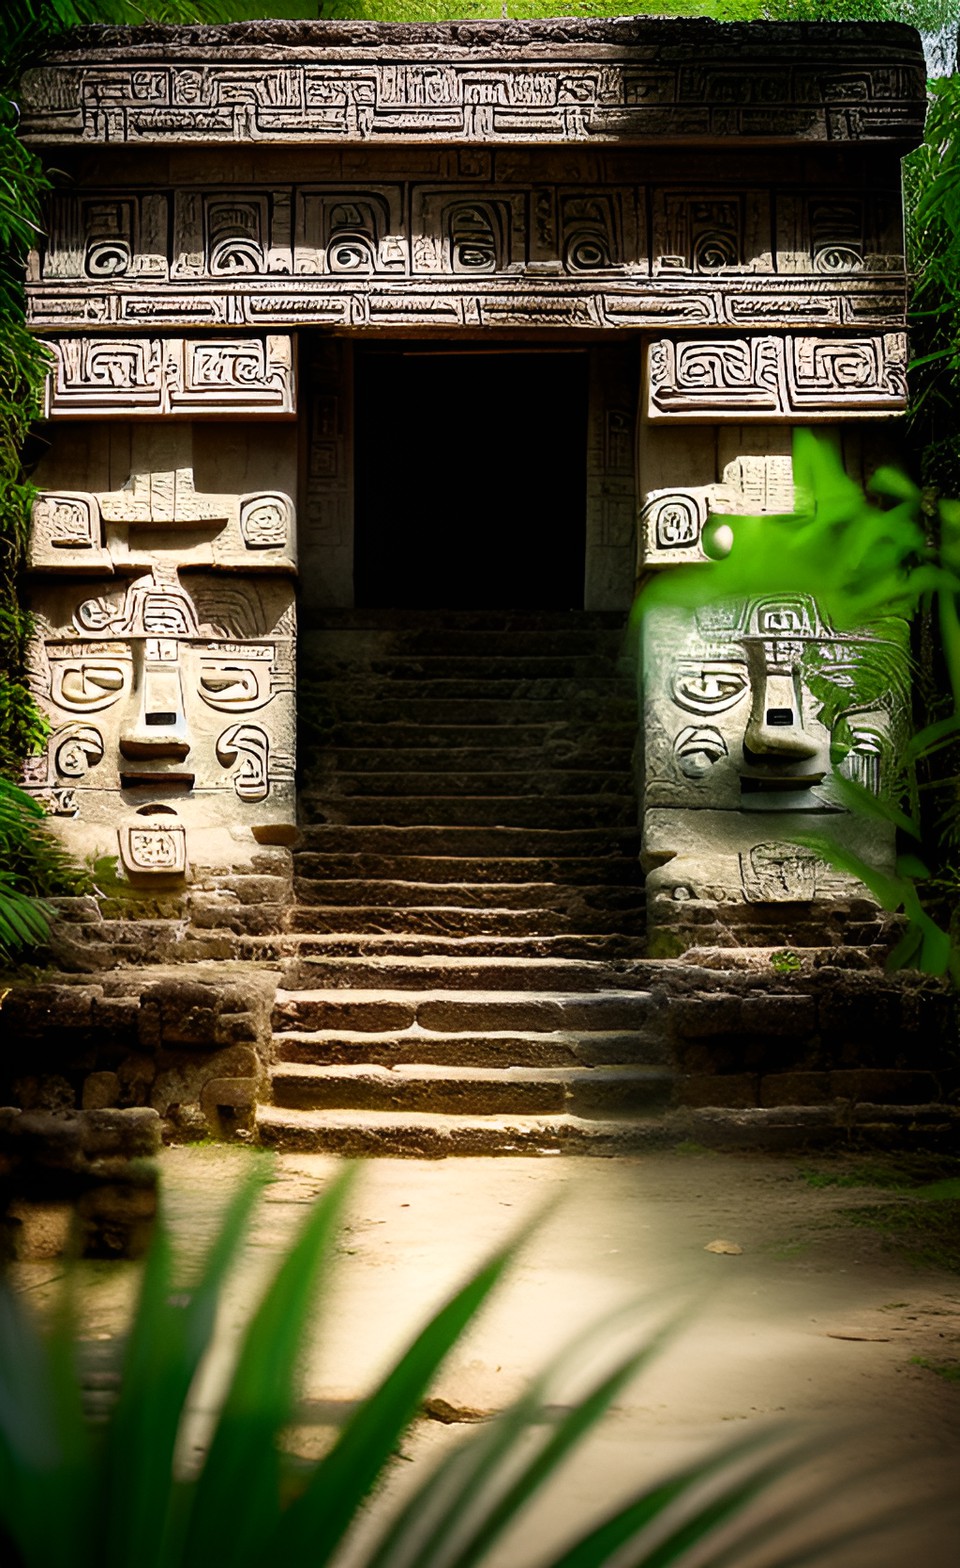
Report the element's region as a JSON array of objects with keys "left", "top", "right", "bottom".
[{"left": 354, "top": 346, "right": 588, "bottom": 609}]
